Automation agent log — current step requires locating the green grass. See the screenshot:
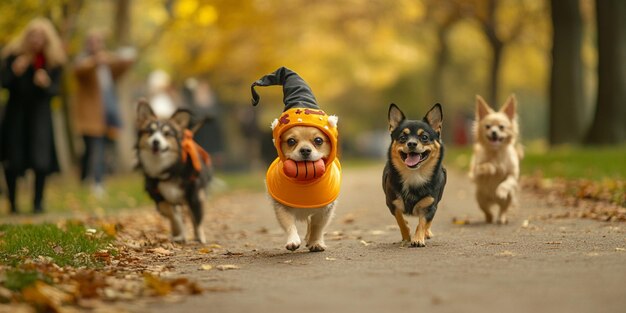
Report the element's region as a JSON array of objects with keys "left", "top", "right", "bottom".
[
  {"left": 446, "top": 145, "right": 626, "bottom": 181},
  {"left": 4, "top": 171, "right": 272, "bottom": 216},
  {"left": 0, "top": 223, "right": 113, "bottom": 268},
  {"left": 3, "top": 270, "right": 52, "bottom": 291}
]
